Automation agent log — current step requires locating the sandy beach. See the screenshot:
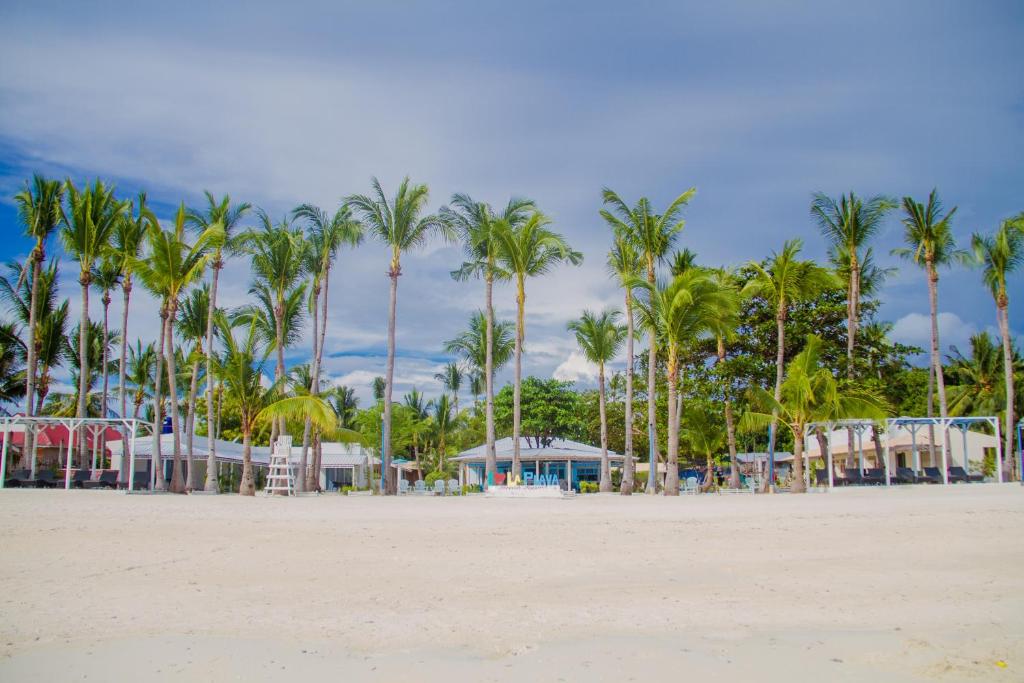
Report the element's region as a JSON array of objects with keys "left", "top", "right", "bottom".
[{"left": 1, "top": 485, "right": 1021, "bottom": 682}]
